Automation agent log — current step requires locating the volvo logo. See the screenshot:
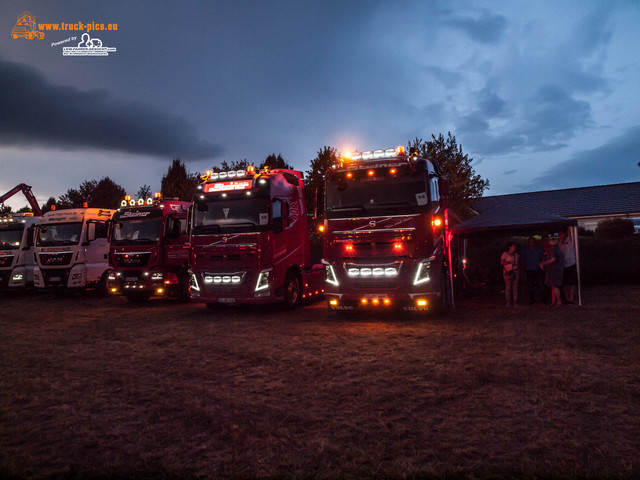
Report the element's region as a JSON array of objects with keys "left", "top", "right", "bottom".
[{"left": 223, "top": 237, "right": 228, "bottom": 243}]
